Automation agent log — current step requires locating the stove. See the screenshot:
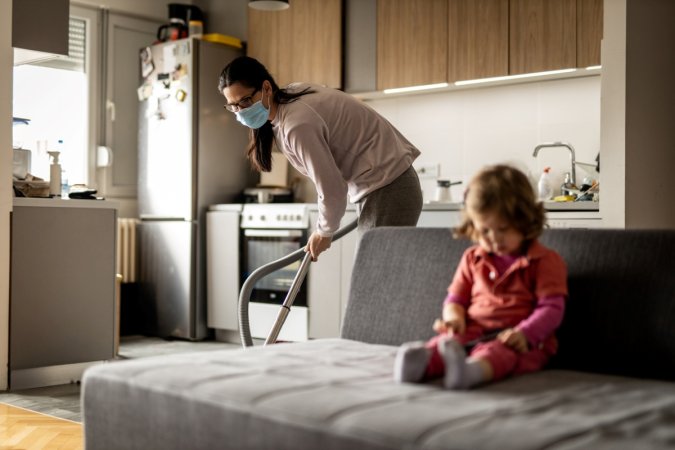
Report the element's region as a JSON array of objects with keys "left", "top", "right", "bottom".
[{"left": 240, "top": 203, "right": 310, "bottom": 229}]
